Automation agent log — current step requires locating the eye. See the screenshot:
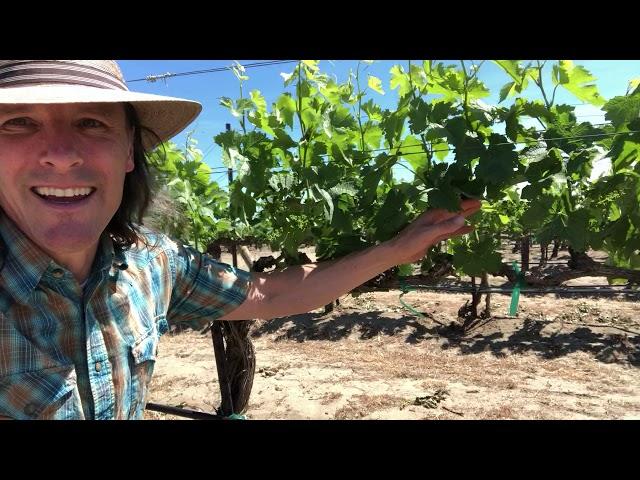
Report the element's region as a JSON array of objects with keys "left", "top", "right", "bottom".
[
  {"left": 78, "top": 118, "right": 106, "bottom": 129},
  {"left": 3, "top": 117, "right": 34, "bottom": 127}
]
